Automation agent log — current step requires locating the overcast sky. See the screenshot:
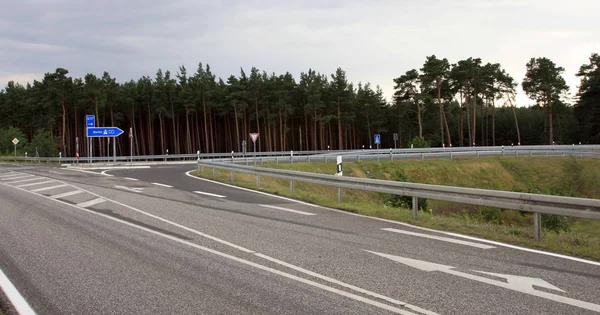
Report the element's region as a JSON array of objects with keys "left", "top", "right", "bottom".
[{"left": 1, "top": 0, "right": 599, "bottom": 106}]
